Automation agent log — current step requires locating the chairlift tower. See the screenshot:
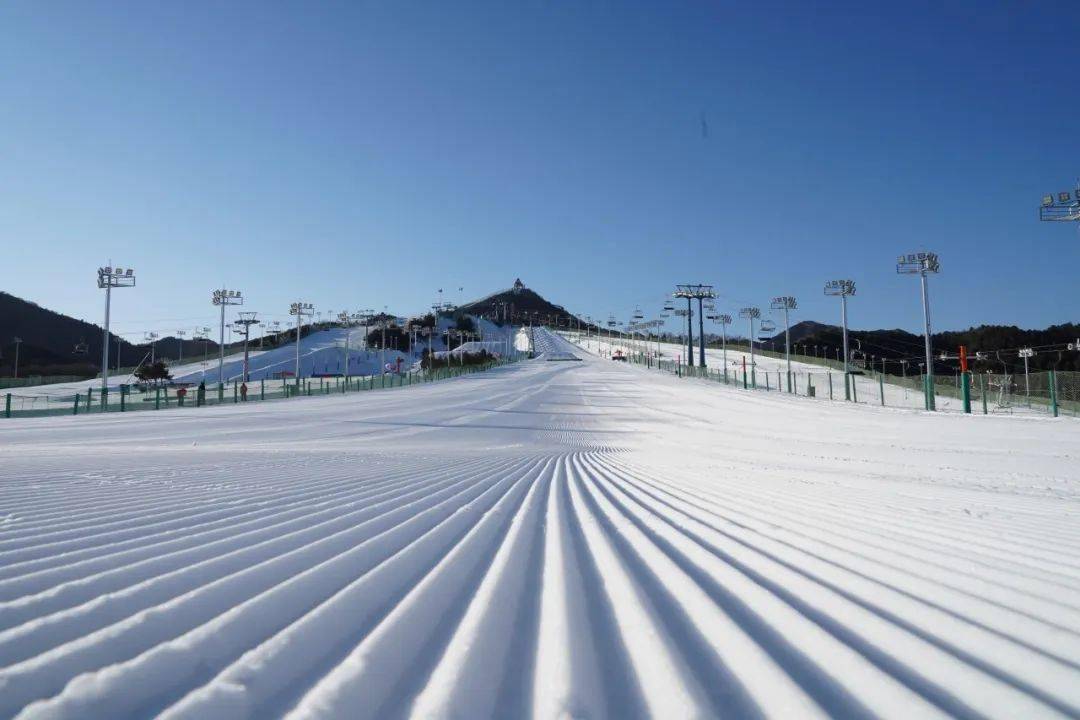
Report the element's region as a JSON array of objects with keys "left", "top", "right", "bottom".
[
  {"left": 897, "top": 252, "right": 940, "bottom": 410},
  {"left": 674, "top": 284, "right": 716, "bottom": 368},
  {"left": 289, "top": 302, "right": 314, "bottom": 384},
  {"left": 770, "top": 296, "right": 797, "bottom": 392},
  {"left": 233, "top": 312, "right": 259, "bottom": 382},
  {"left": 97, "top": 265, "right": 136, "bottom": 392},
  {"left": 824, "top": 280, "right": 856, "bottom": 400}
]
